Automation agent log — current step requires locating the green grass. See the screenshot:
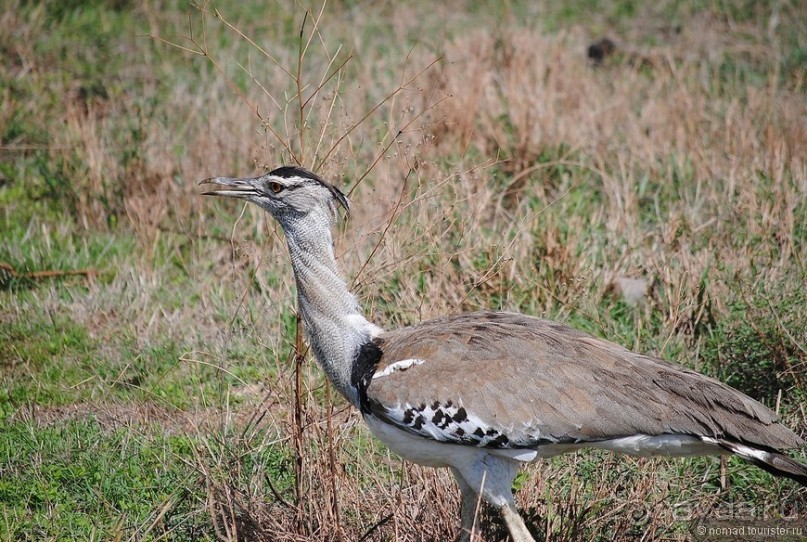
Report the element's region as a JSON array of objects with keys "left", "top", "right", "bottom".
[
  {"left": 0, "top": 0, "right": 805, "bottom": 540},
  {"left": 701, "top": 282, "right": 807, "bottom": 406},
  {"left": 0, "top": 414, "right": 296, "bottom": 541},
  {"left": 0, "top": 302, "right": 282, "bottom": 413},
  {"left": 0, "top": 416, "right": 206, "bottom": 540}
]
